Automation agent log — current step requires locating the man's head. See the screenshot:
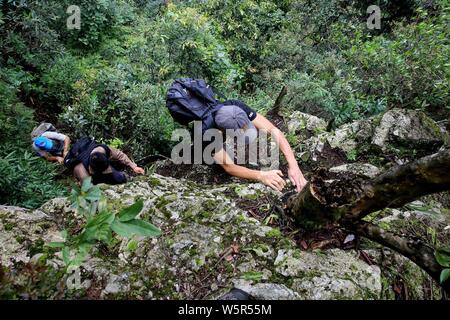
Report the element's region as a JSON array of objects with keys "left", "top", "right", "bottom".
[
  {"left": 214, "top": 105, "right": 257, "bottom": 145},
  {"left": 89, "top": 152, "right": 110, "bottom": 173},
  {"left": 34, "top": 137, "right": 53, "bottom": 151}
]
